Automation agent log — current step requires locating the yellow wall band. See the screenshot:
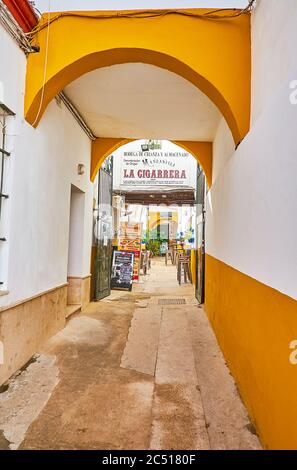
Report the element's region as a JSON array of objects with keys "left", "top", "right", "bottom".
[{"left": 205, "top": 253, "right": 297, "bottom": 449}]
